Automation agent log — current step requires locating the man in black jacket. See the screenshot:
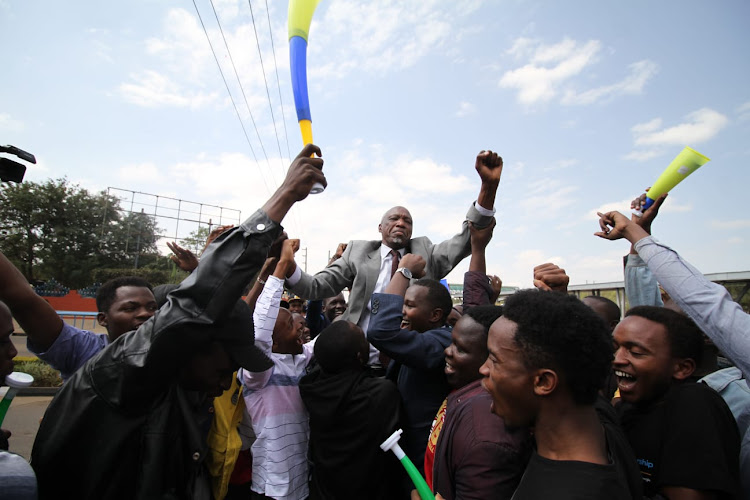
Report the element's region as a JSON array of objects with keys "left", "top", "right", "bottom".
[{"left": 30, "top": 144, "right": 326, "bottom": 500}]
